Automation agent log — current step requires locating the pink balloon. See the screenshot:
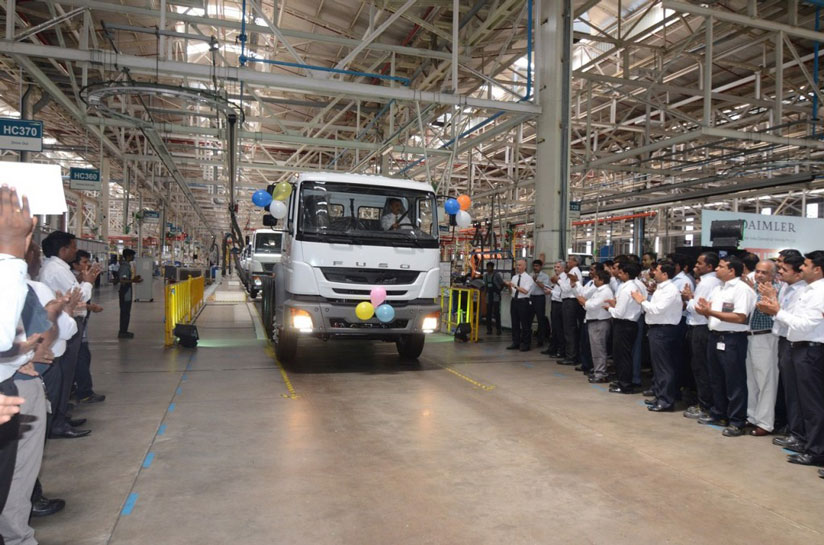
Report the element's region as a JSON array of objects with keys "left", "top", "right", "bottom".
[{"left": 370, "top": 286, "right": 387, "bottom": 307}]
